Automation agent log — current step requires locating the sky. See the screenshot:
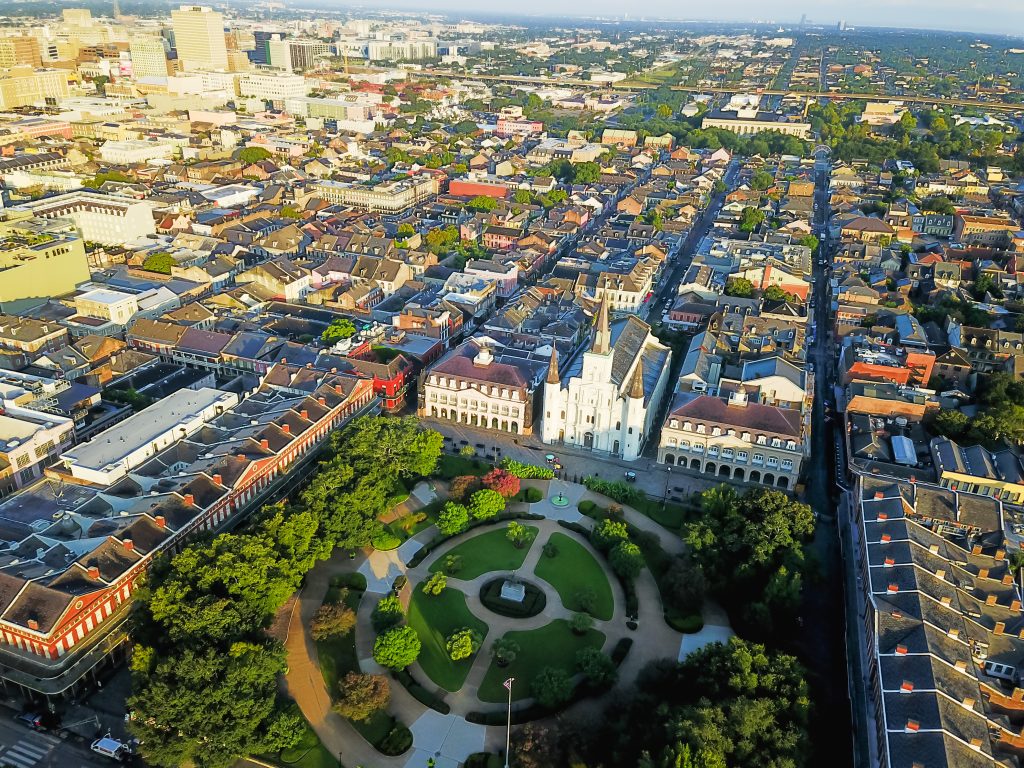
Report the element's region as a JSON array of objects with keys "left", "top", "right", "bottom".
[{"left": 378, "top": 0, "right": 1024, "bottom": 36}]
